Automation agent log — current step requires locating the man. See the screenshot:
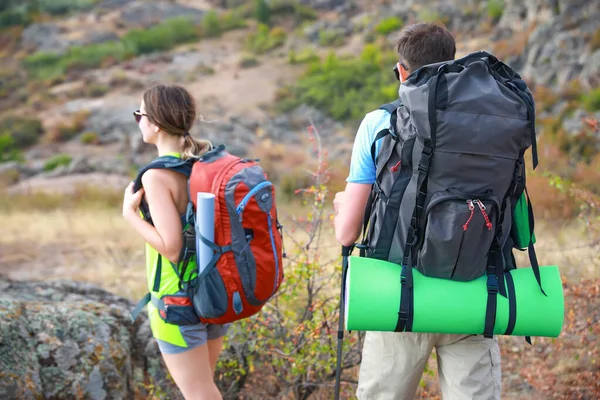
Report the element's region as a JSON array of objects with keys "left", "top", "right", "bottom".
[{"left": 333, "top": 22, "right": 502, "bottom": 400}]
